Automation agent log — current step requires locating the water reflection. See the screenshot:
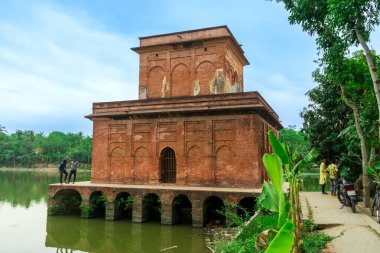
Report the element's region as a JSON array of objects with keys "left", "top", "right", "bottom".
[
  {"left": 300, "top": 173, "right": 331, "bottom": 192},
  {"left": 0, "top": 171, "right": 207, "bottom": 253},
  {"left": 0, "top": 170, "right": 90, "bottom": 207},
  {"left": 46, "top": 216, "right": 207, "bottom": 253}
]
